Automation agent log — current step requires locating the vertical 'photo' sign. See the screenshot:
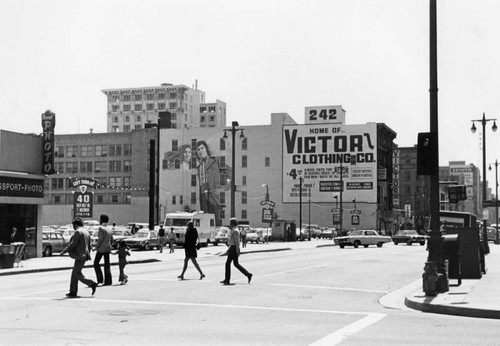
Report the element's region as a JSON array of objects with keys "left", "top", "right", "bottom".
[{"left": 41, "top": 110, "right": 56, "bottom": 175}]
